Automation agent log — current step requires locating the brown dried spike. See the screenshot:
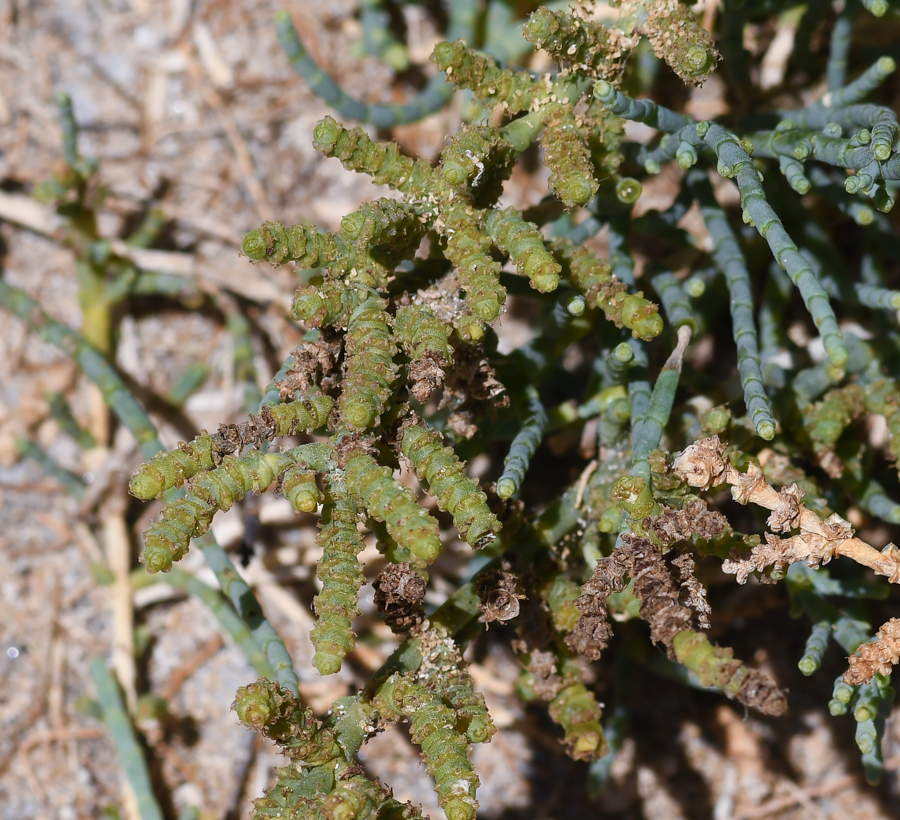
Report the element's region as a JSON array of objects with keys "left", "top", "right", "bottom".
[
  {"left": 275, "top": 333, "right": 343, "bottom": 399},
  {"left": 373, "top": 563, "right": 427, "bottom": 634},
  {"left": 844, "top": 617, "right": 900, "bottom": 686},
  {"left": 566, "top": 550, "right": 628, "bottom": 660},
  {"left": 671, "top": 552, "right": 711, "bottom": 630},
  {"left": 615, "top": 535, "right": 787, "bottom": 715},
  {"left": 476, "top": 566, "right": 524, "bottom": 625},
  {"left": 646, "top": 499, "right": 727, "bottom": 546},
  {"left": 616, "top": 534, "right": 694, "bottom": 649}
]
